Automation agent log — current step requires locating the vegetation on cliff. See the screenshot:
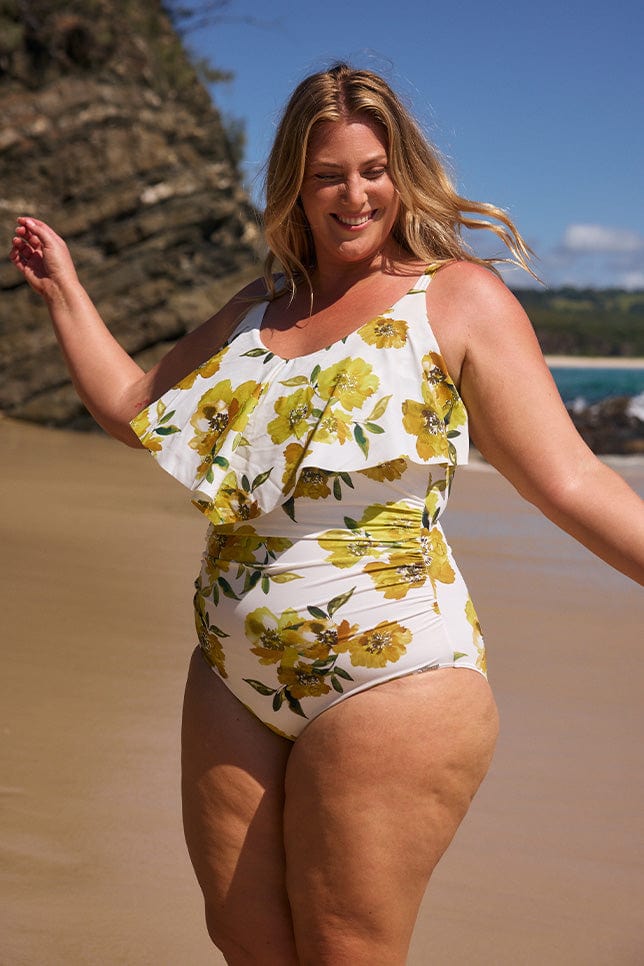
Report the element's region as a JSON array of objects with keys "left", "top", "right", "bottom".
[{"left": 512, "top": 287, "right": 644, "bottom": 357}]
